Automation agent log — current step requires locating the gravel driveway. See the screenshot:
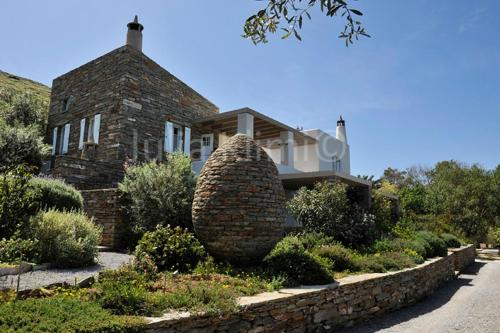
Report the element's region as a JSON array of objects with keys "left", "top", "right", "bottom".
[
  {"left": 0, "top": 252, "right": 133, "bottom": 291},
  {"left": 337, "top": 259, "right": 500, "bottom": 333}
]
